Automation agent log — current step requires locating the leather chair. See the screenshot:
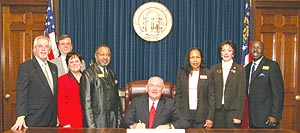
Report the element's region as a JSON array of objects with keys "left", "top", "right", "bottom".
[{"left": 124, "top": 80, "right": 176, "bottom": 113}]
